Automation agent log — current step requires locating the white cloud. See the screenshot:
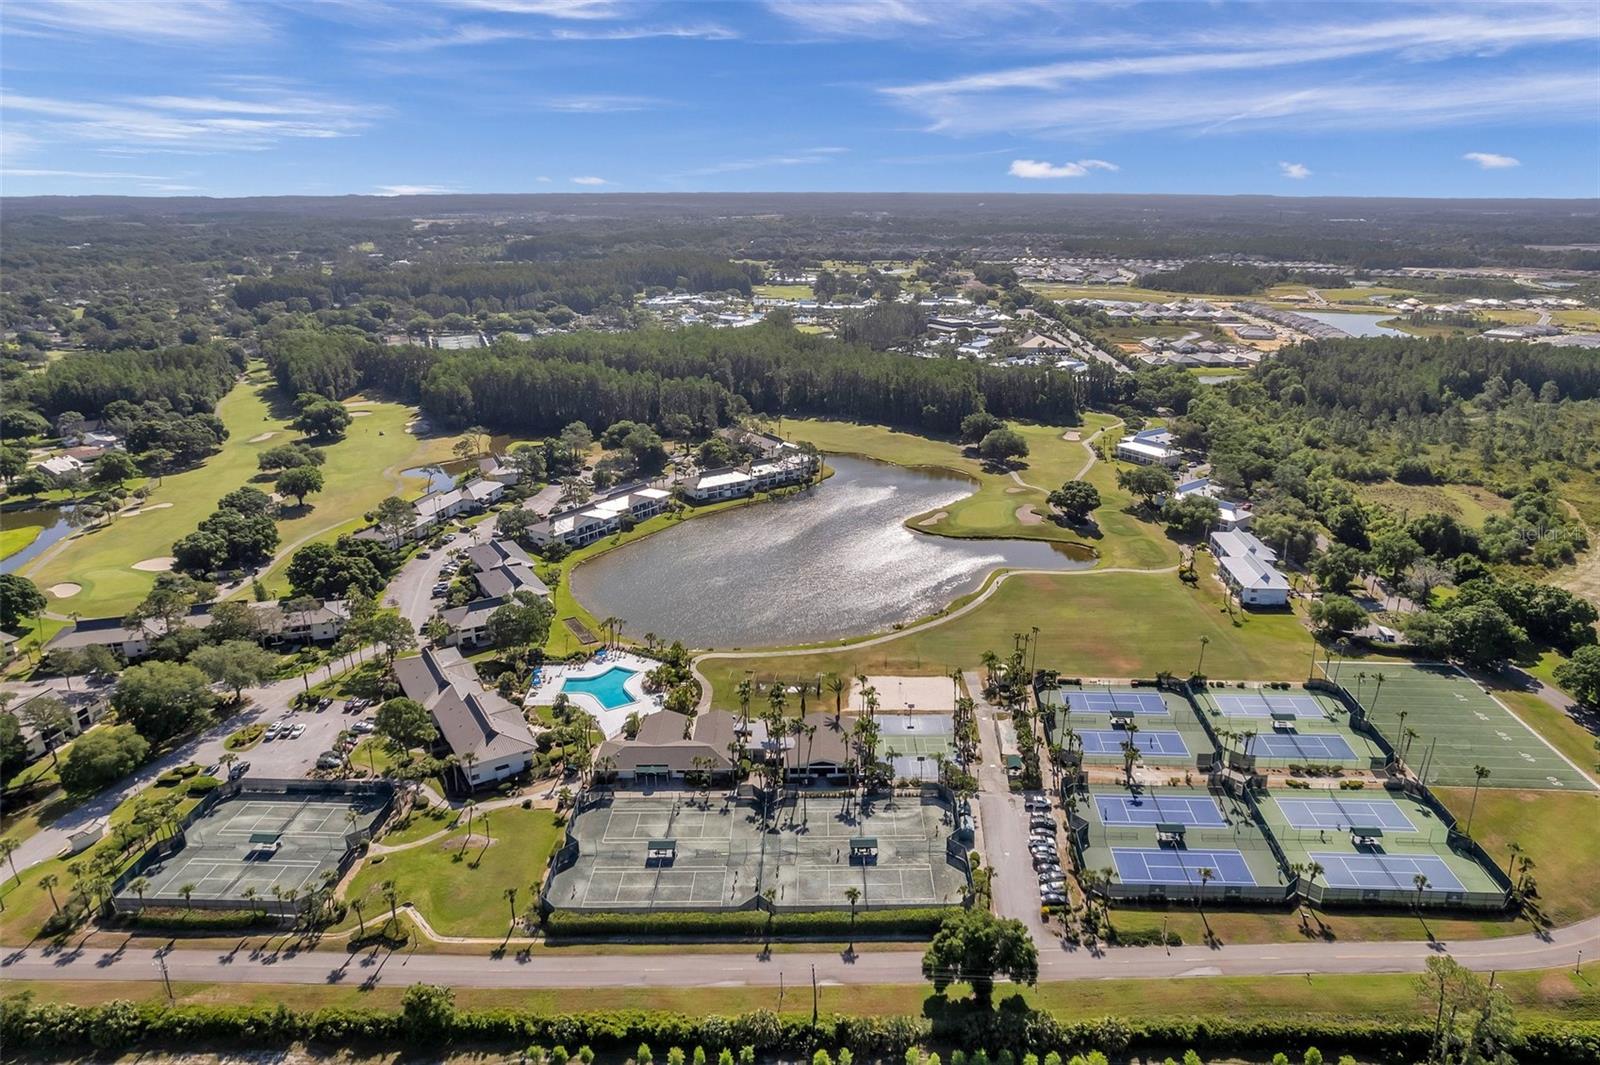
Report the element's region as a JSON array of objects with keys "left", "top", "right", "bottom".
[
  {"left": 1464, "top": 151, "right": 1521, "bottom": 169},
  {"left": 673, "top": 146, "right": 846, "bottom": 178},
  {"left": 375, "top": 184, "right": 458, "bottom": 195},
  {"left": 1279, "top": 161, "right": 1311, "bottom": 179},
  {"left": 766, "top": 0, "right": 1049, "bottom": 38},
  {"left": 369, "top": 17, "right": 734, "bottom": 50},
  {"left": 3, "top": 0, "right": 271, "bottom": 43},
  {"left": 2, "top": 167, "right": 172, "bottom": 180},
  {"left": 539, "top": 94, "right": 665, "bottom": 113},
  {"left": 536, "top": 175, "right": 552, "bottom": 182},
  {"left": 1008, "top": 158, "right": 1116, "bottom": 179},
  {"left": 1, "top": 87, "right": 377, "bottom": 152},
  {"left": 571, "top": 175, "right": 608, "bottom": 185},
  {"left": 445, "top": 0, "right": 627, "bottom": 17}
]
